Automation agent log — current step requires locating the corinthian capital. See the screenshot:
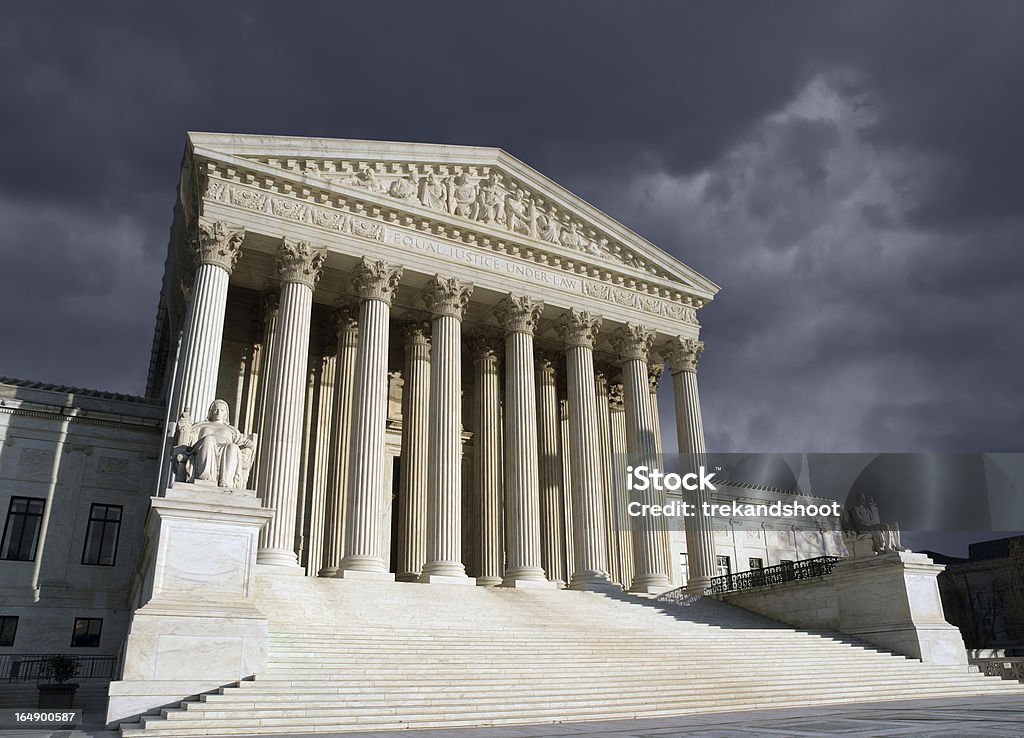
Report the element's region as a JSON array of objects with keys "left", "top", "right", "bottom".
[
  {"left": 666, "top": 336, "right": 704, "bottom": 374},
  {"left": 467, "top": 330, "right": 501, "bottom": 364},
  {"left": 495, "top": 294, "right": 544, "bottom": 335},
  {"left": 193, "top": 219, "right": 246, "bottom": 273},
  {"left": 423, "top": 275, "right": 473, "bottom": 319},
  {"left": 277, "top": 239, "right": 326, "bottom": 288},
  {"left": 555, "top": 308, "right": 602, "bottom": 349},
  {"left": 352, "top": 257, "right": 403, "bottom": 305},
  {"left": 612, "top": 323, "right": 654, "bottom": 362}
]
